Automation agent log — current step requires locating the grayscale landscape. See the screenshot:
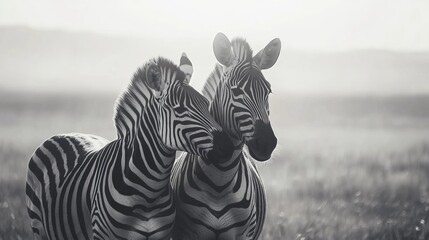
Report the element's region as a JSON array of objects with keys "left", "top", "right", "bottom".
[{"left": 1, "top": 26, "right": 429, "bottom": 239}]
